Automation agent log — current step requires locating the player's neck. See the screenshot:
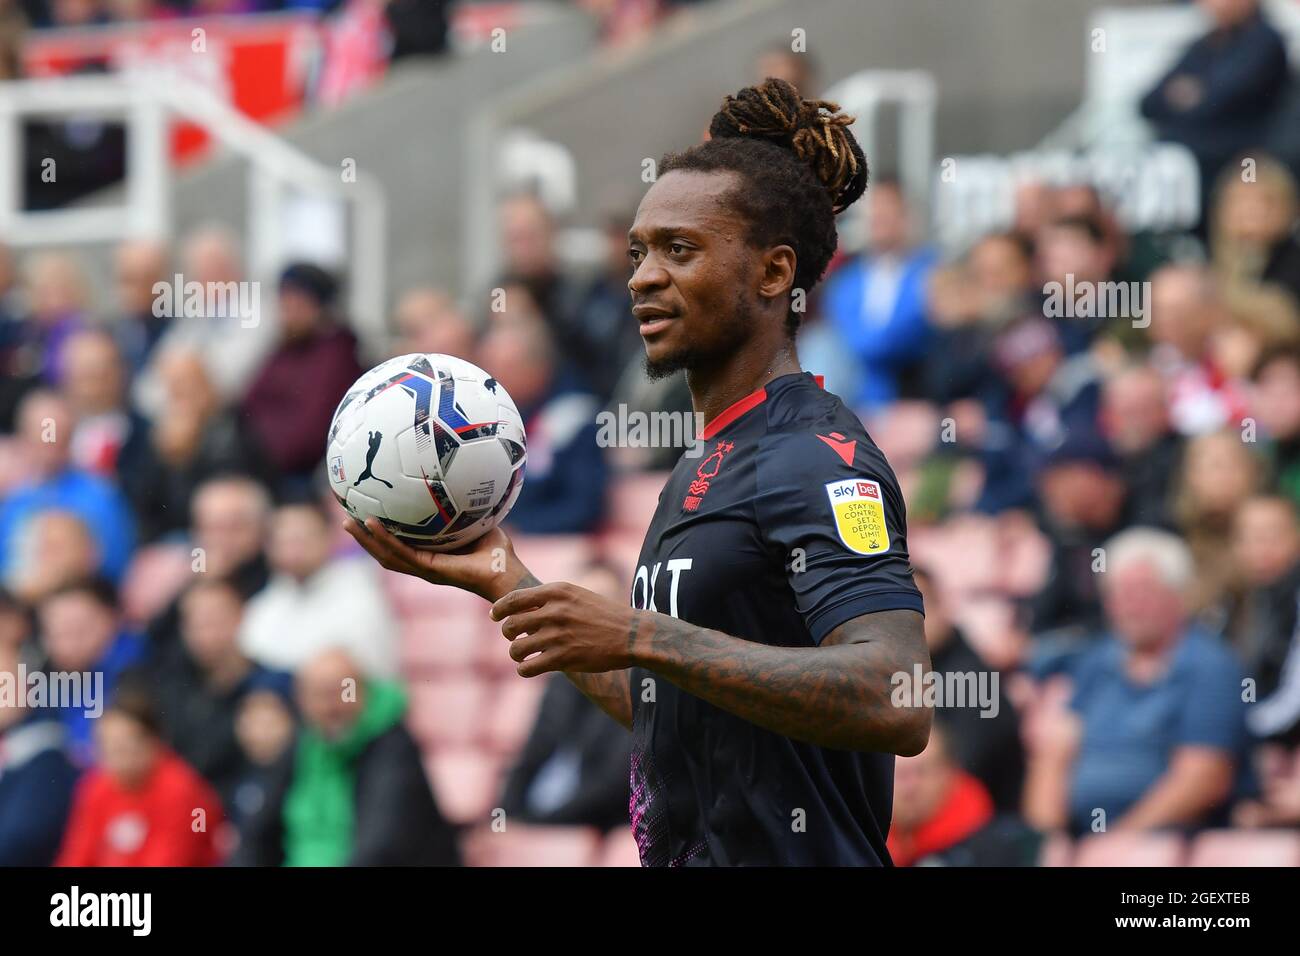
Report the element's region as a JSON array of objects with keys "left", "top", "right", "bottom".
[{"left": 686, "top": 341, "right": 801, "bottom": 428}]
